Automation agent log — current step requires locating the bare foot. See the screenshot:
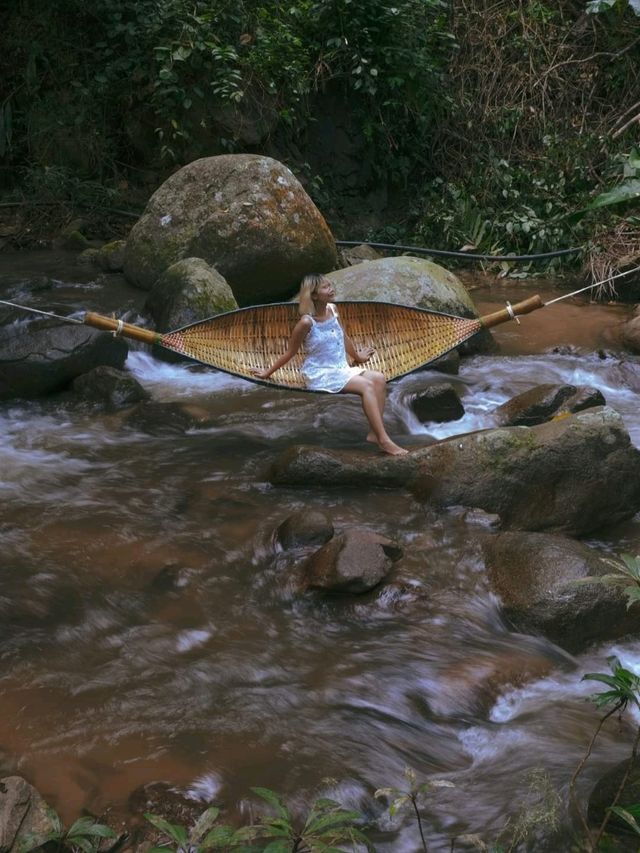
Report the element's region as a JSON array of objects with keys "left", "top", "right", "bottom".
[
  {"left": 378, "top": 439, "right": 408, "bottom": 456},
  {"left": 366, "top": 431, "right": 377, "bottom": 444}
]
